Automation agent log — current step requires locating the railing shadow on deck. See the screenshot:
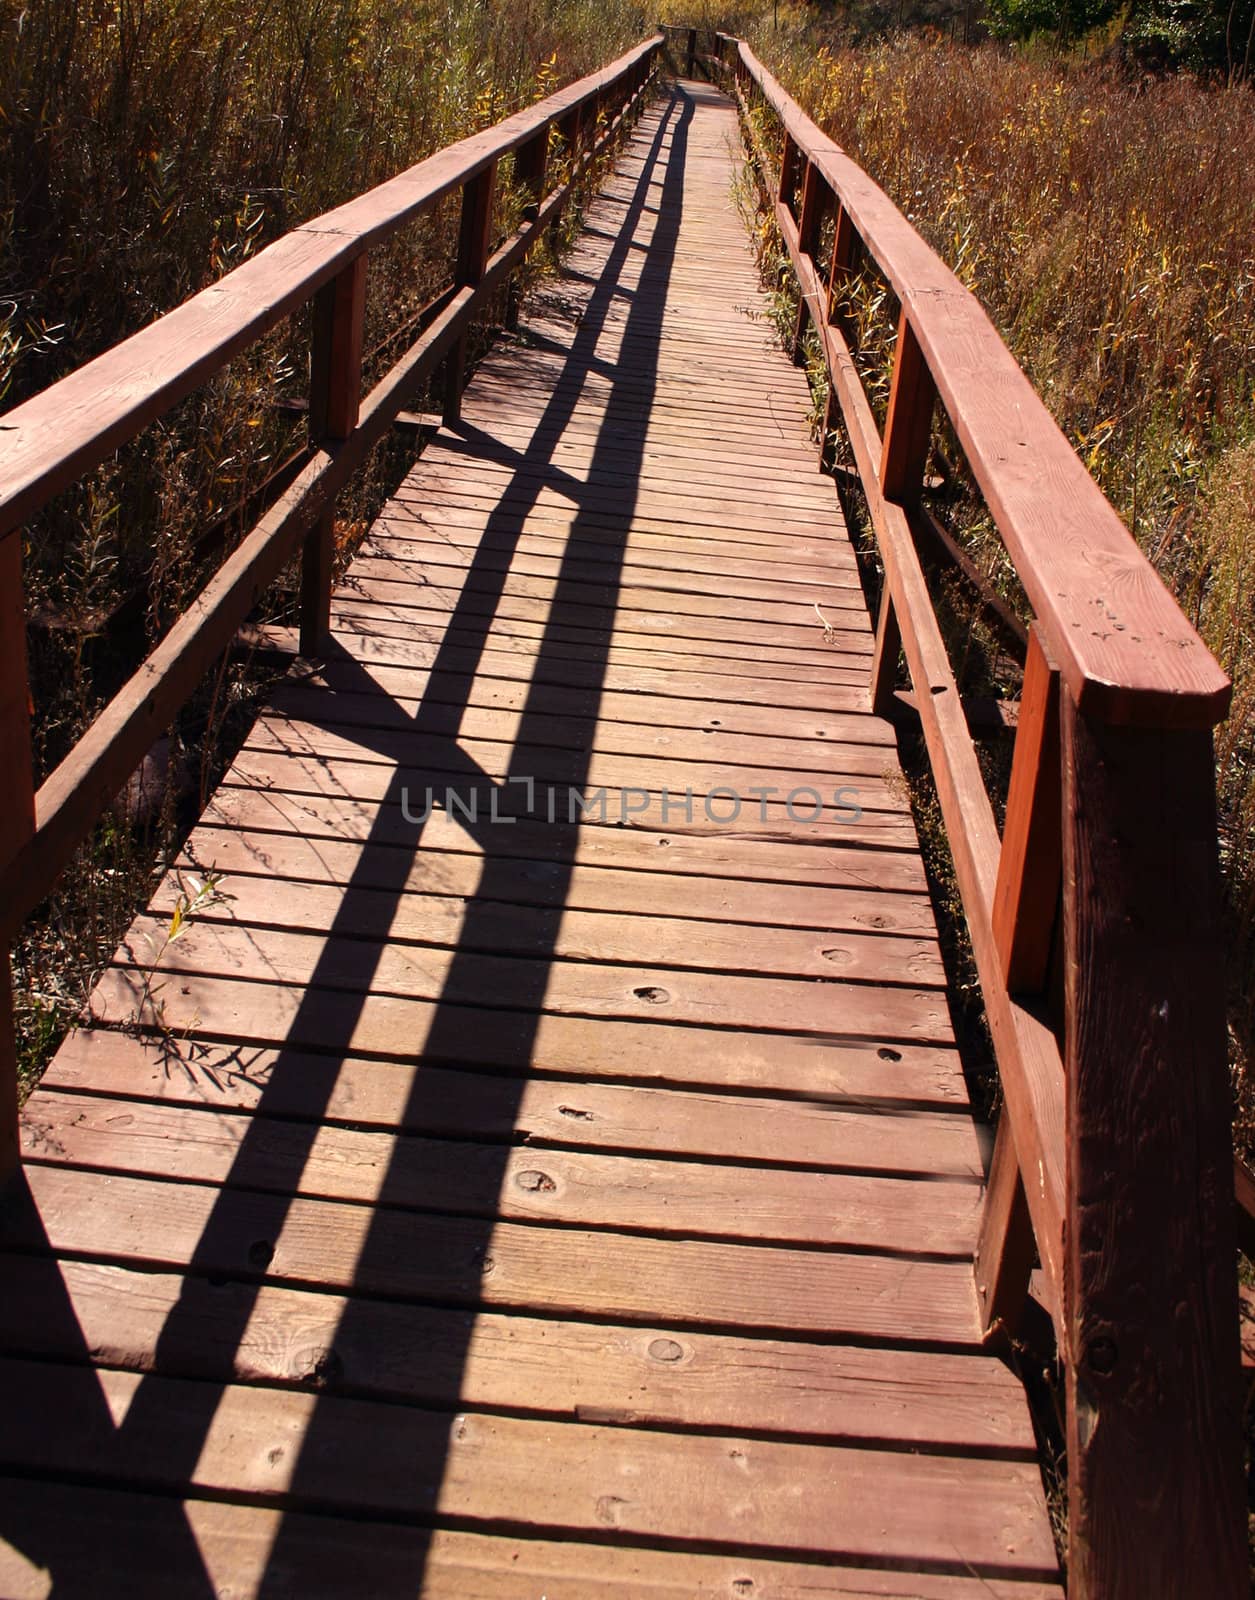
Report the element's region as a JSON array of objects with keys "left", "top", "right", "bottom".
[{"left": 0, "top": 81, "right": 692, "bottom": 1597}]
